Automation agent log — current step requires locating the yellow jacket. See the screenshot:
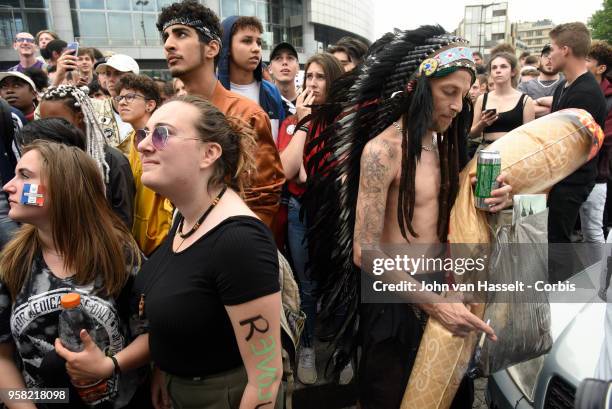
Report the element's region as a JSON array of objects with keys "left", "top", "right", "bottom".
[{"left": 127, "top": 131, "right": 174, "bottom": 255}]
